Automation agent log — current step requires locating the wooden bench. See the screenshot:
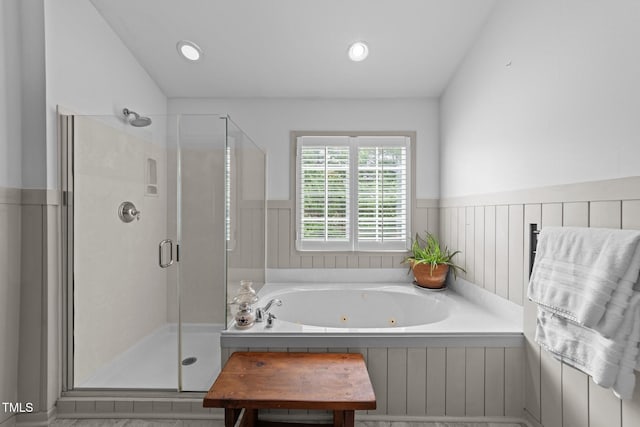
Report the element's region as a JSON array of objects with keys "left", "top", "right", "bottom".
[{"left": 203, "top": 352, "right": 376, "bottom": 427}]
